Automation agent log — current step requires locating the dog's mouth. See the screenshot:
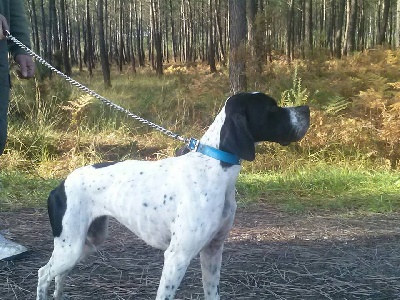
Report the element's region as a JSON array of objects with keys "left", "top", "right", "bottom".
[
  {"left": 278, "top": 121, "right": 310, "bottom": 147},
  {"left": 279, "top": 127, "right": 309, "bottom": 146},
  {"left": 279, "top": 141, "right": 291, "bottom": 146}
]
